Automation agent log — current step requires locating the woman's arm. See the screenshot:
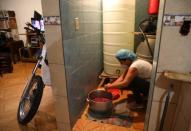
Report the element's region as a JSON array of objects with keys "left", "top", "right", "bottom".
[
  {"left": 112, "top": 68, "right": 128, "bottom": 84},
  {"left": 112, "top": 75, "right": 123, "bottom": 84},
  {"left": 106, "top": 67, "right": 138, "bottom": 89}
]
